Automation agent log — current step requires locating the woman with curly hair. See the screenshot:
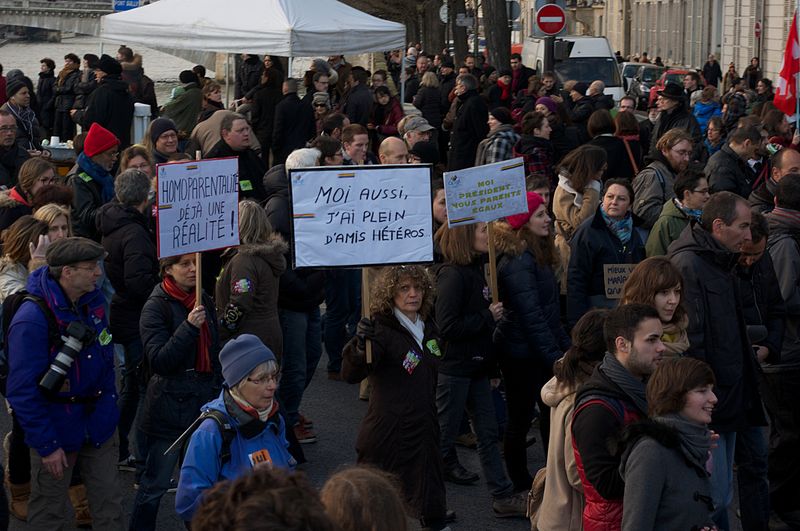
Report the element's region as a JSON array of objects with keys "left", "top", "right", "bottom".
[
  {"left": 620, "top": 256, "right": 688, "bottom": 356},
  {"left": 321, "top": 466, "right": 407, "bottom": 531},
  {"left": 342, "top": 265, "right": 448, "bottom": 531}
]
